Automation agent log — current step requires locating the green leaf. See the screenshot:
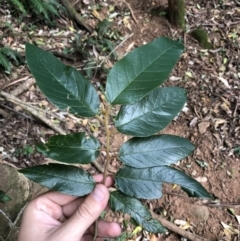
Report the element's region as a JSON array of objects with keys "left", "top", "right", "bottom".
[
  {"left": 119, "top": 135, "right": 195, "bottom": 168},
  {"left": 105, "top": 37, "right": 184, "bottom": 105},
  {"left": 37, "top": 132, "right": 100, "bottom": 164},
  {"left": 110, "top": 191, "right": 166, "bottom": 233},
  {"left": 115, "top": 166, "right": 212, "bottom": 199},
  {"left": 0, "top": 190, "right": 12, "bottom": 203},
  {"left": 9, "top": 0, "right": 26, "bottom": 14},
  {"left": 0, "top": 52, "right": 12, "bottom": 73},
  {"left": 25, "top": 43, "right": 100, "bottom": 117},
  {"left": 19, "top": 164, "right": 95, "bottom": 196},
  {"left": 2, "top": 47, "right": 24, "bottom": 65},
  {"left": 141, "top": 219, "right": 166, "bottom": 233},
  {"left": 115, "top": 87, "right": 186, "bottom": 136}
]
